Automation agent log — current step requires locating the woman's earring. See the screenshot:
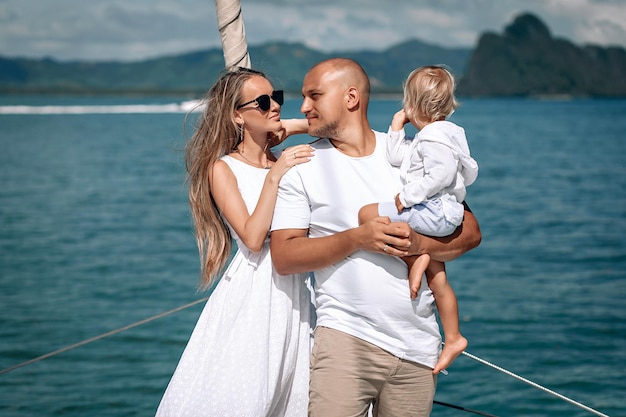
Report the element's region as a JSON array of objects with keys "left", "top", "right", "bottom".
[
  {"left": 236, "top": 123, "right": 244, "bottom": 153},
  {"left": 240, "top": 124, "right": 245, "bottom": 152}
]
